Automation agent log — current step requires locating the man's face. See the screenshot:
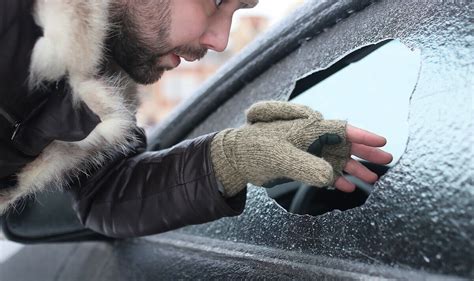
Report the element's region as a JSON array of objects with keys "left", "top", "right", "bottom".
[{"left": 109, "top": 0, "right": 242, "bottom": 85}]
